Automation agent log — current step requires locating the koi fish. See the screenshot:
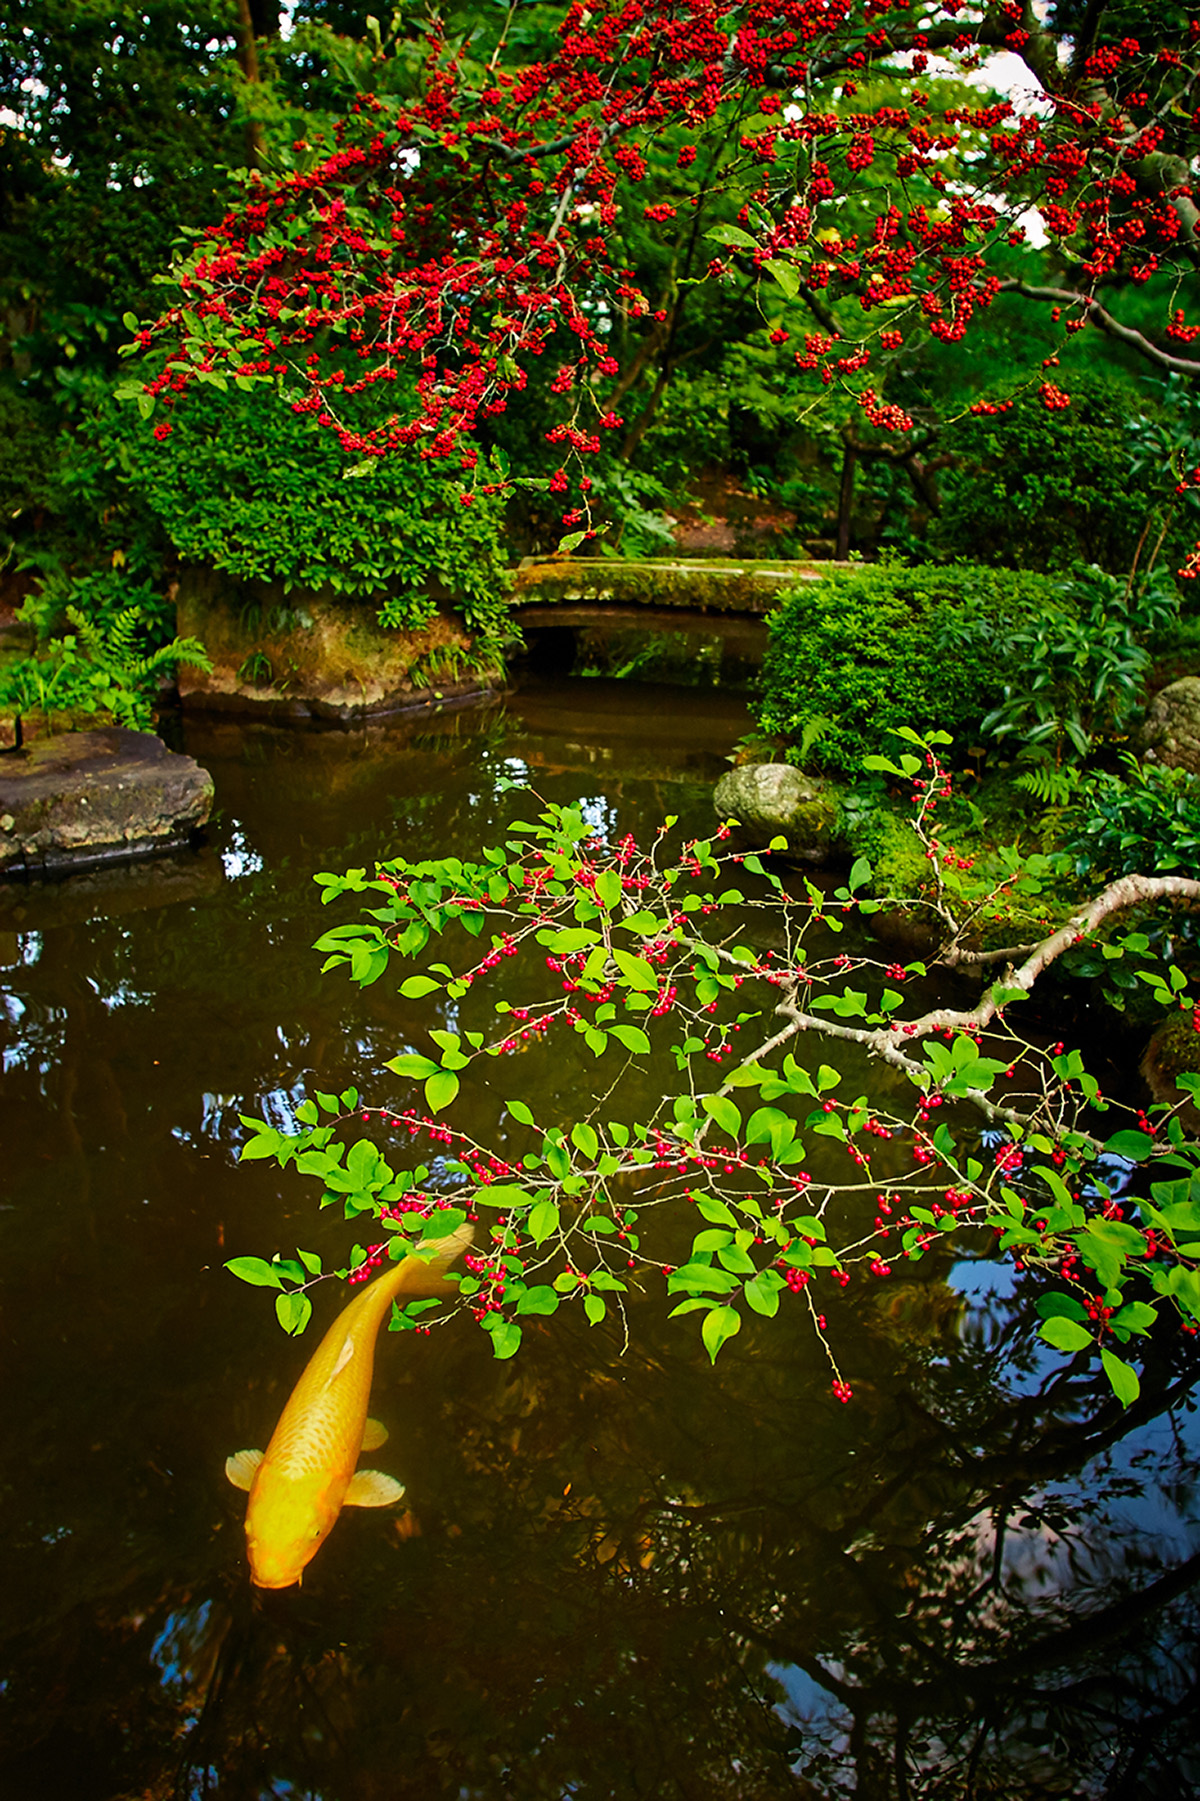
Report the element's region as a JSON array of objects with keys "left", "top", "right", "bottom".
[{"left": 225, "top": 1223, "right": 471, "bottom": 1588}]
